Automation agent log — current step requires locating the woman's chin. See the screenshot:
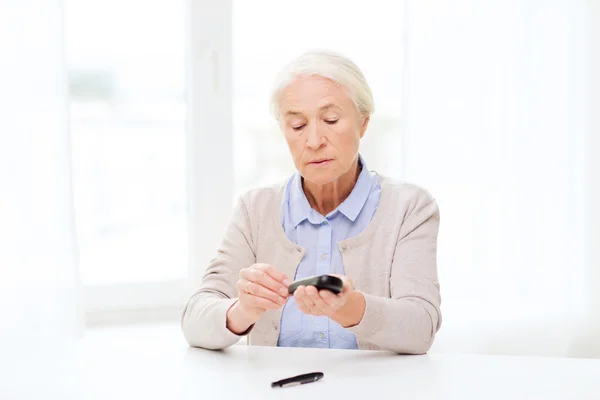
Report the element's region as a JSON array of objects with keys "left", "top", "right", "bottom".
[{"left": 300, "top": 169, "right": 339, "bottom": 186}]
